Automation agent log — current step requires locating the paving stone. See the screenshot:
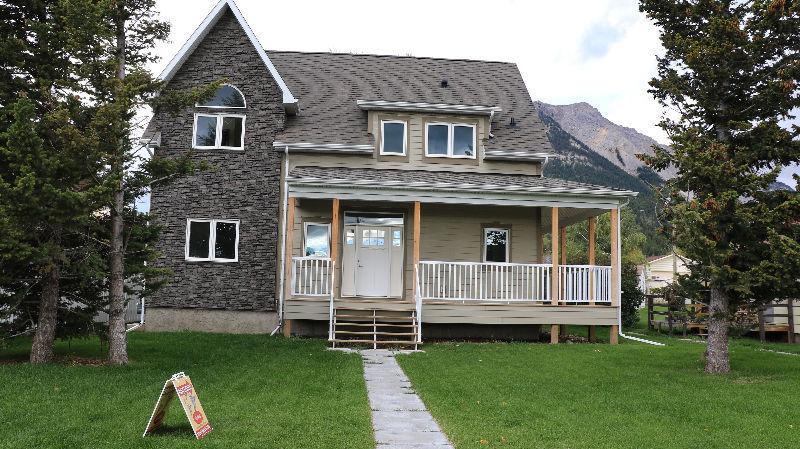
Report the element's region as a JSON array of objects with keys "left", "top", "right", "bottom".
[{"left": 360, "top": 350, "right": 454, "bottom": 449}]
